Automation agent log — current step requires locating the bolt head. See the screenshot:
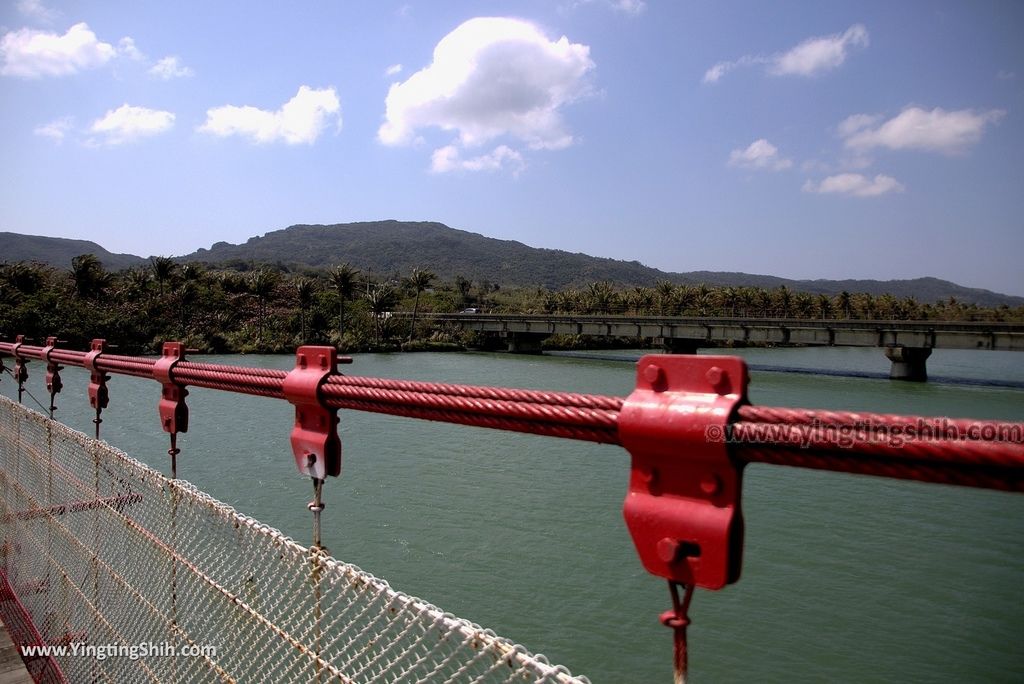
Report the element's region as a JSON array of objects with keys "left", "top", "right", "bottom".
[
  {"left": 643, "top": 363, "right": 663, "bottom": 385},
  {"left": 700, "top": 475, "right": 722, "bottom": 495},
  {"left": 706, "top": 366, "right": 730, "bottom": 394},
  {"left": 657, "top": 537, "right": 681, "bottom": 563}
]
